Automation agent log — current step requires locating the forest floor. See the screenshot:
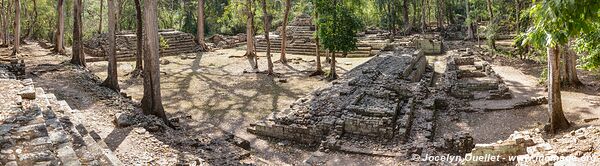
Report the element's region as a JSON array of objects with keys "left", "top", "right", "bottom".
[{"left": 2, "top": 39, "right": 599, "bottom": 165}]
